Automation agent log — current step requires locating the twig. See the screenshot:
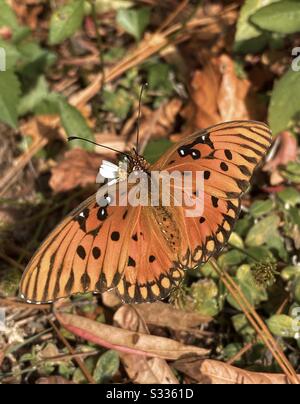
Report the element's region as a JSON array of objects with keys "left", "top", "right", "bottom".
[
  {"left": 0, "top": 251, "right": 25, "bottom": 272},
  {"left": 210, "top": 259, "right": 299, "bottom": 384},
  {"left": 49, "top": 318, "right": 96, "bottom": 384}
]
